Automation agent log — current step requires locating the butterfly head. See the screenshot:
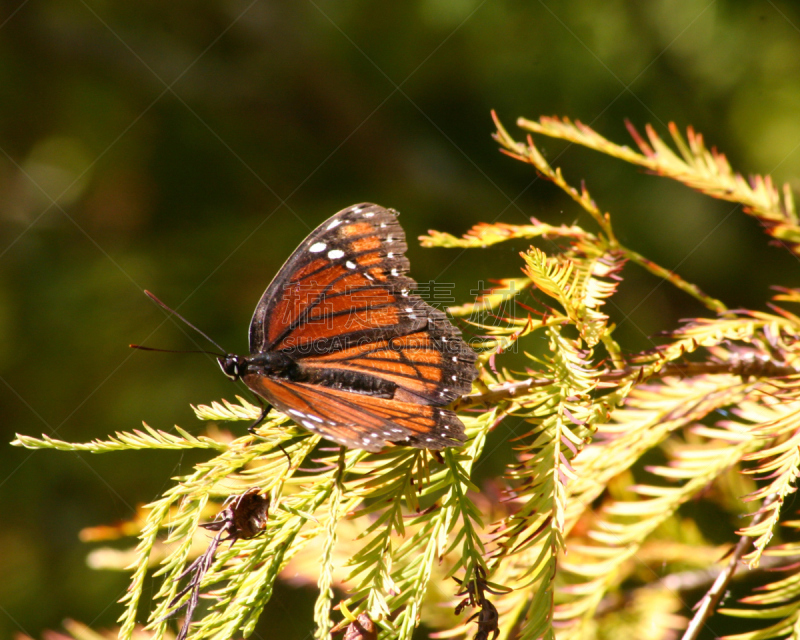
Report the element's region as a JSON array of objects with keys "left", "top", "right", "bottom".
[{"left": 218, "top": 354, "right": 246, "bottom": 381}]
